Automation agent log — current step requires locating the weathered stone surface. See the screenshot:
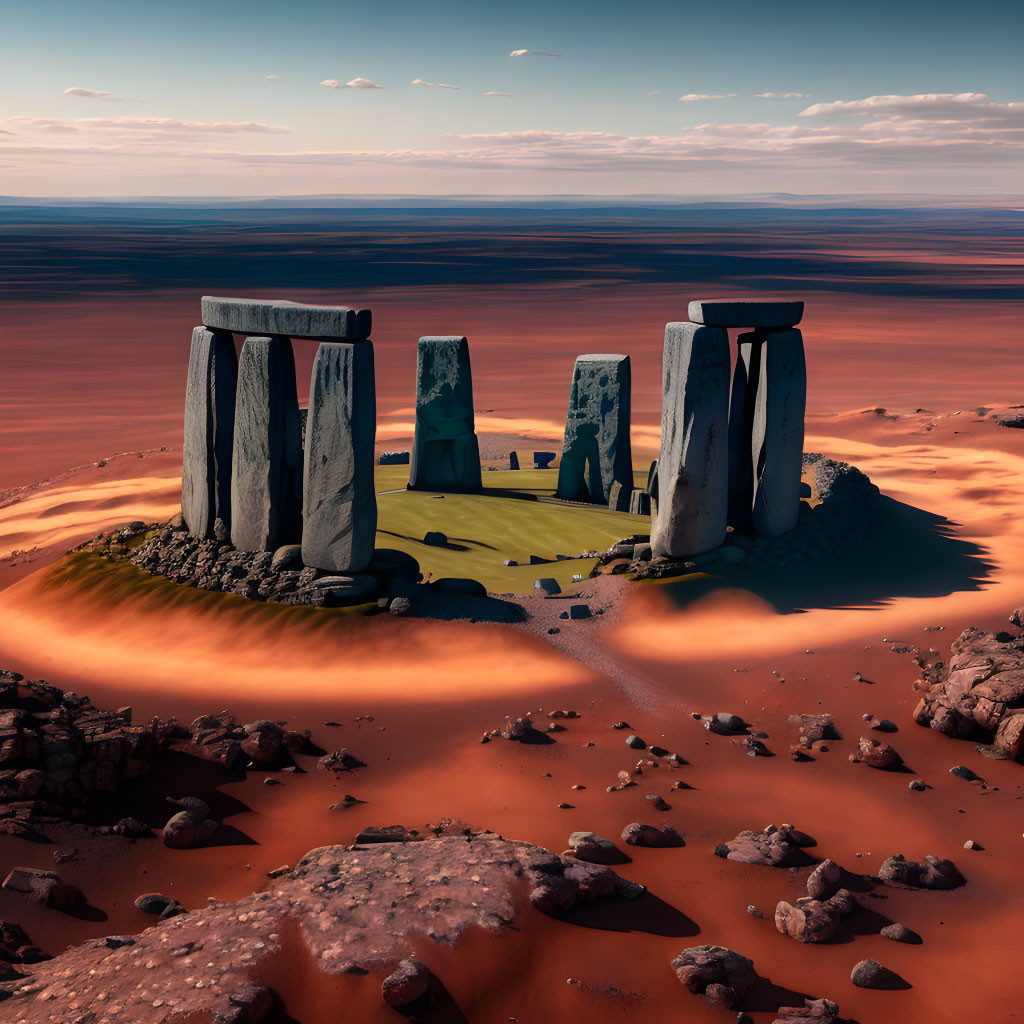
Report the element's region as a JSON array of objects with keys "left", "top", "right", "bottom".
[
  {"left": 775, "top": 888, "right": 855, "bottom": 943},
  {"left": 850, "top": 958, "right": 901, "bottom": 989},
  {"left": 409, "top": 337, "right": 481, "bottom": 492},
  {"left": 714, "top": 824, "right": 814, "bottom": 867},
  {"left": 806, "top": 858, "right": 841, "bottom": 900},
  {"left": 850, "top": 736, "right": 903, "bottom": 770},
  {"left": 621, "top": 822, "right": 683, "bottom": 847},
  {"left": 772, "top": 997, "right": 840, "bottom": 1023},
  {"left": 2, "top": 835, "right": 634, "bottom": 1022},
  {"left": 671, "top": 945, "right": 756, "bottom": 1002},
  {"left": 878, "top": 853, "right": 965, "bottom": 889},
  {"left": 688, "top": 298, "right": 804, "bottom": 328},
  {"left": 629, "top": 489, "right": 651, "bottom": 515},
  {"left": 555, "top": 354, "right": 632, "bottom": 506},
  {"left": 181, "top": 327, "right": 238, "bottom": 539},
  {"left": 301, "top": 342, "right": 377, "bottom": 573},
  {"left": 201, "top": 295, "right": 371, "bottom": 340},
  {"left": 913, "top": 623, "right": 1024, "bottom": 757},
  {"left": 381, "top": 958, "right": 433, "bottom": 1007},
  {"left": 750, "top": 329, "right": 807, "bottom": 536},
  {"left": 652, "top": 323, "right": 730, "bottom": 557},
  {"left": 230, "top": 336, "right": 303, "bottom": 552}
]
